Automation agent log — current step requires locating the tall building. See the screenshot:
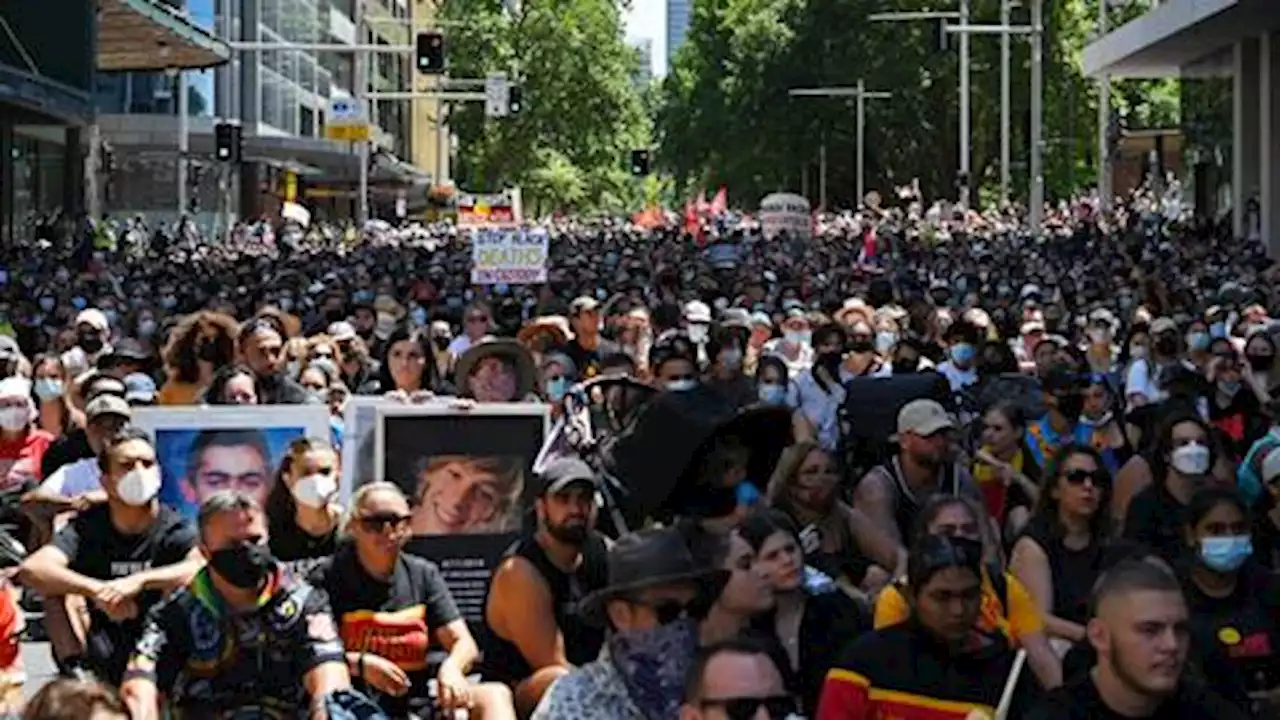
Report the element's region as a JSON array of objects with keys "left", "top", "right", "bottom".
[
  {"left": 666, "top": 0, "right": 692, "bottom": 66},
  {"left": 92, "top": 0, "right": 423, "bottom": 225},
  {"left": 0, "top": 0, "right": 228, "bottom": 240},
  {"left": 629, "top": 38, "right": 654, "bottom": 87}
]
